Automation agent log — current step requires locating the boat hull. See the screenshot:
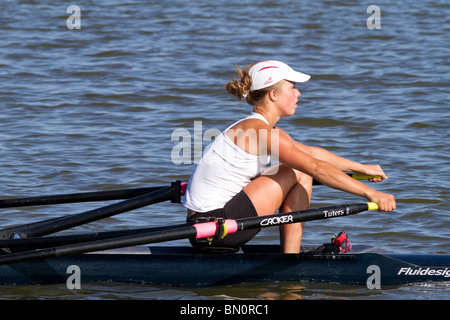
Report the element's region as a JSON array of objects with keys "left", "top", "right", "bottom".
[{"left": 1, "top": 245, "right": 449, "bottom": 287}]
